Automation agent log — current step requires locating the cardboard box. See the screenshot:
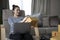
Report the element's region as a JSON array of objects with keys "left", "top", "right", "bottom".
[
  {"left": 52, "top": 31, "right": 57, "bottom": 37},
  {"left": 58, "top": 25, "right": 60, "bottom": 32},
  {"left": 1, "top": 25, "right": 6, "bottom": 40},
  {"left": 50, "top": 38, "right": 57, "bottom": 40}
]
